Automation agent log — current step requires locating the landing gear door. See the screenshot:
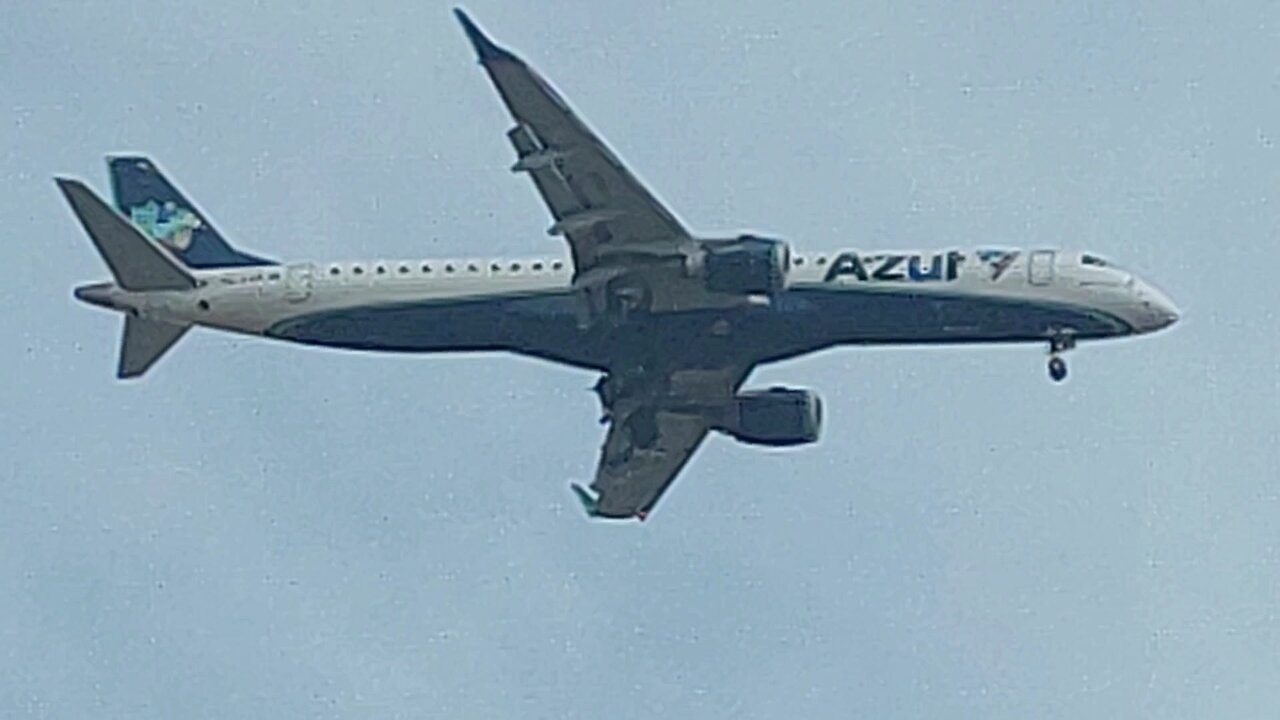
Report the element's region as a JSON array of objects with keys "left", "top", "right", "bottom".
[
  {"left": 285, "top": 263, "right": 314, "bottom": 302},
  {"left": 1028, "top": 250, "right": 1055, "bottom": 286}
]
